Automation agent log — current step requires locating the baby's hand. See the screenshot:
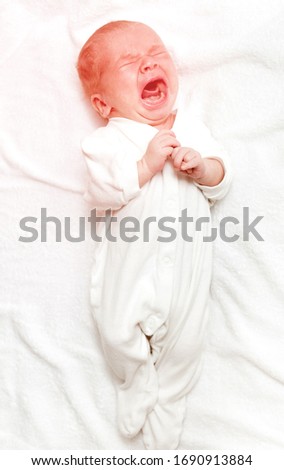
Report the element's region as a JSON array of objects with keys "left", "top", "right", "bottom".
[
  {"left": 143, "top": 130, "right": 180, "bottom": 175},
  {"left": 171, "top": 146, "right": 206, "bottom": 180}
]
